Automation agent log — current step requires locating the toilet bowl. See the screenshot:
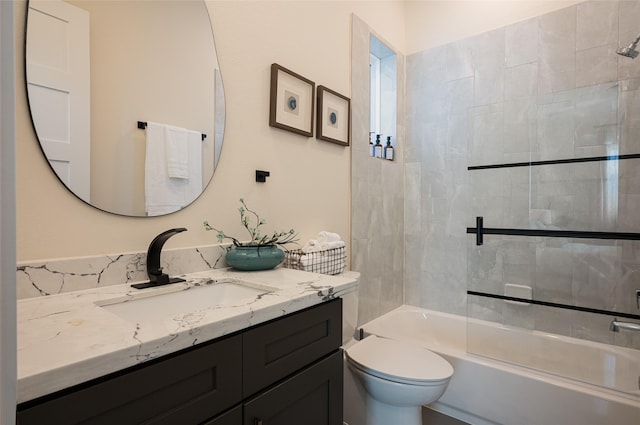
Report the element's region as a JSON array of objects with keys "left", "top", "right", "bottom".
[
  {"left": 345, "top": 335, "right": 453, "bottom": 425},
  {"left": 341, "top": 290, "right": 454, "bottom": 425}
]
